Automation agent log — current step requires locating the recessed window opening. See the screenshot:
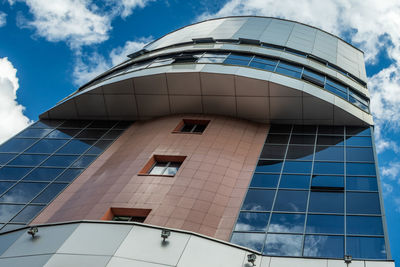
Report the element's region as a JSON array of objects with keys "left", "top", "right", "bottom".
[
  {"left": 173, "top": 119, "right": 210, "bottom": 134},
  {"left": 139, "top": 155, "right": 186, "bottom": 177}
]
